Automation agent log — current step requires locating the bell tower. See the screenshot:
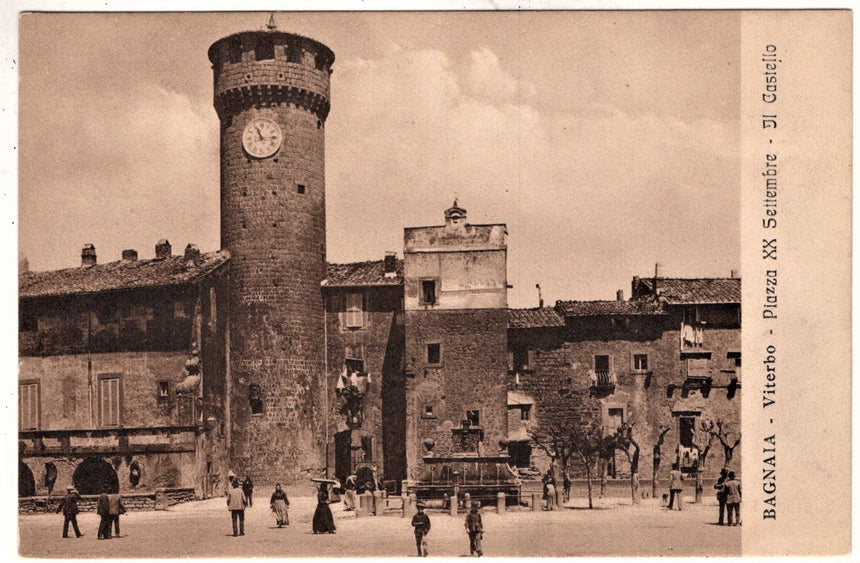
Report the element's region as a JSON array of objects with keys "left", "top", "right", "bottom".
[{"left": 209, "top": 20, "right": 334, "bottom": 483}]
